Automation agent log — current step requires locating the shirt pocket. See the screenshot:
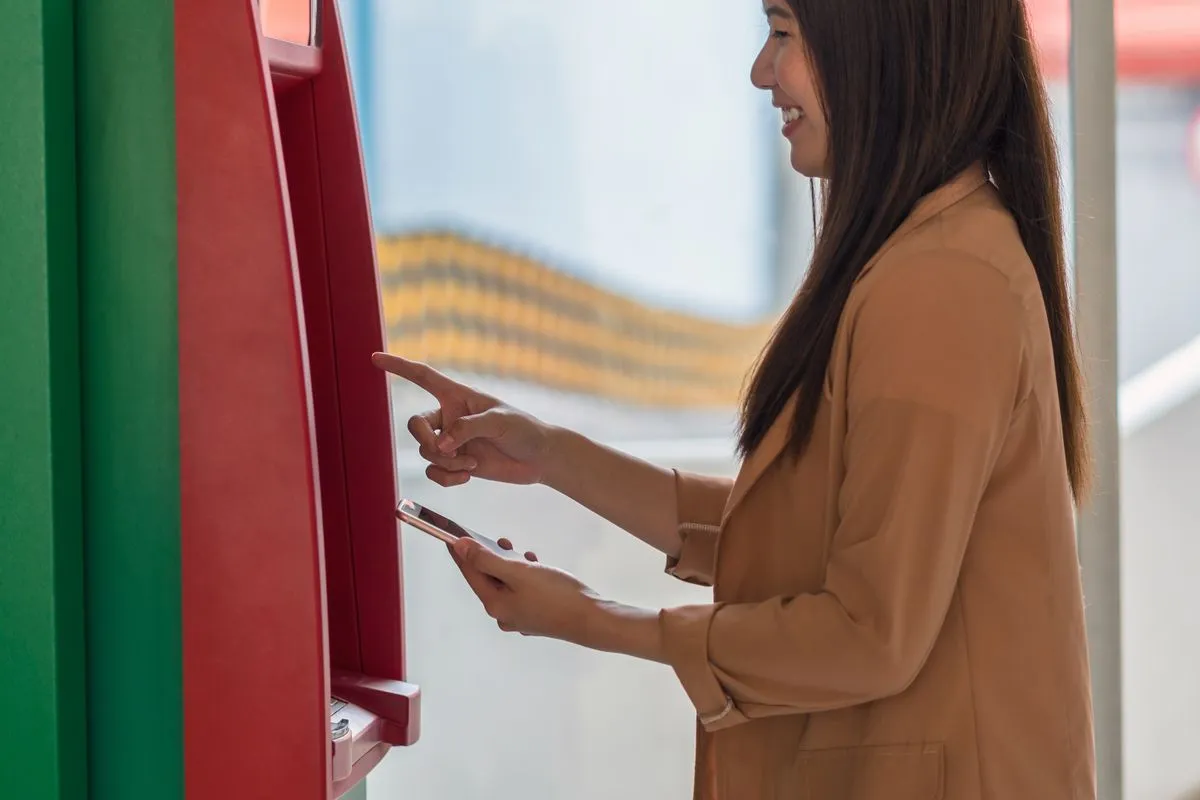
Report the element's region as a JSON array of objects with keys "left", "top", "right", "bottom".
[{"left": 788, "top": 743, "right": 944, "bottom": 800}]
